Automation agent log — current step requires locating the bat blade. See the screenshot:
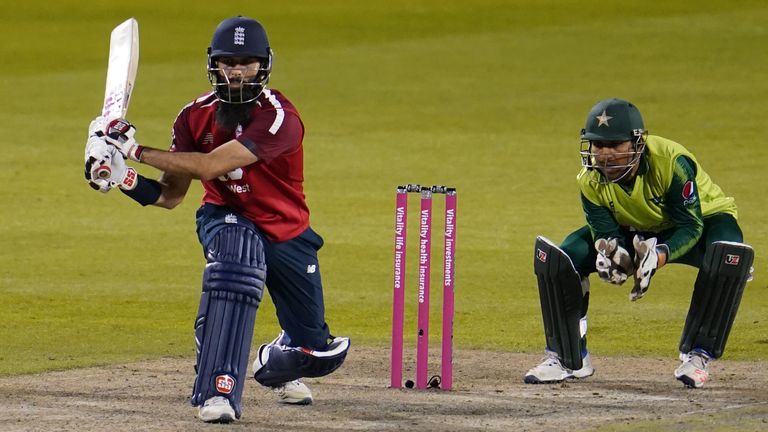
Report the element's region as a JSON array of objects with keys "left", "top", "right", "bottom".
[
  {"left": 102, "top": 18, "right": 139, "bottom": 120},
  {"left": 95, "top": 18, "right": 139, "bottom": 180}
]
